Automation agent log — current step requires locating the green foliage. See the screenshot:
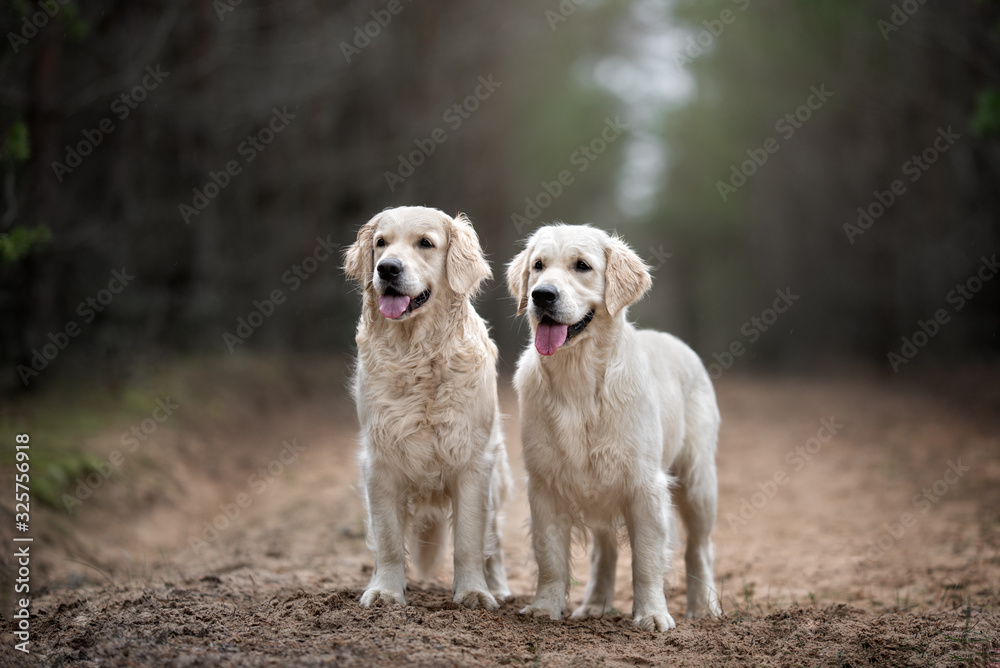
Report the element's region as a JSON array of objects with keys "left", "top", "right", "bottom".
[
  {"left": 971, "top": 87, "right": 1000, "bottom": 137},
  {"left": 0, "top": 125, "right": 46, "bottom": 264},
  {"left": 644, "top": 0, "right": 999, "bottom": 359},
  {"left": 1, "top": 402, "right": 127, "bottom": 509},
  {"left": 61, "top": 2, "right": 88, "bottom": 40},
  {"left": 31, "top": 454, "right": 106, "bottom": 508},
  {"left": 0, "top": 225, "right": 51, "bottom": 263},
  {"left": 2, "top": 122, "right": 30, "bottom": 163},
  {"left": 0, "top": 374, "right": 184, "bottom": 509},
  {"left": 9, "top": 1, "right": 87, "bottom": 40},
  {"left": 0, "top": 356, "right": 315, "bottom": 511},
  {"left": 504, "top": 2, "right": 629, "bottom": 234}
]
